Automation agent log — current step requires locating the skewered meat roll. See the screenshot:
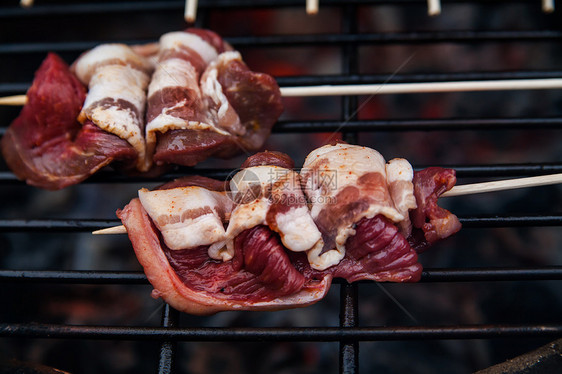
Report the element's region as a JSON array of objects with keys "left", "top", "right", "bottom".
[
  {"left": 3, "top": 28, "right": 284, "bottom": 189},
  {"left": 146, "top": 28, "right": 284, "bottom": 167},
  {"left": 300, "top": 143, "right": 461, "bottom": 282},
  {"left": 118, "top": 155, "right": 331, "bottom": 315},
  {"left": 119, "top": 145, "right": 461, "bottom": 315},
  {"left": 1, "top": 53, "right": 137, "bottom": 190},
  {"left": 73, "top": 44, "right": 154, "bottom": 171}
]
